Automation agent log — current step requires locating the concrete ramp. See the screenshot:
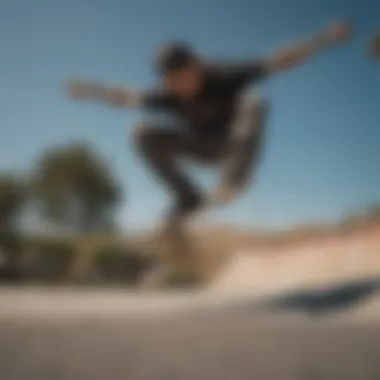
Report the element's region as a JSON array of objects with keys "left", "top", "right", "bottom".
[{"left": 212, "top": 229, "right": 380, "bottom": 295}]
